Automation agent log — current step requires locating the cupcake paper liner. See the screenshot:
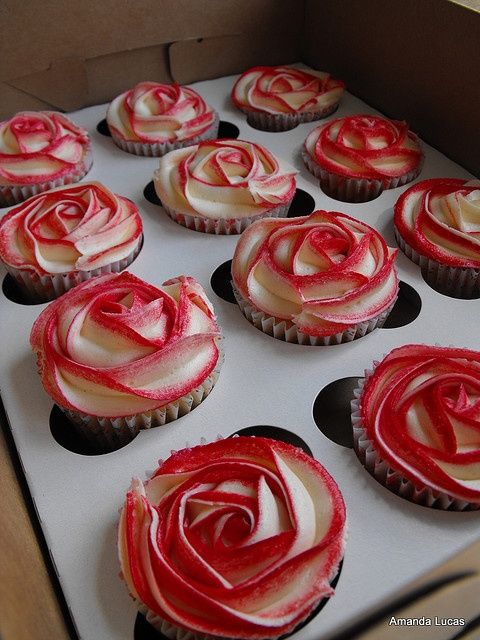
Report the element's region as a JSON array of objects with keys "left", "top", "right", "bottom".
[
  {"left": 302, "top": 150, "right": 422, "bottom": 203},
  {"left": 161, "top": 200, "right": 291, "bottom": 235},
  {"left": 351, "top": 373, "right": 479, "bottom": 511},
  {"left": 60, "top": 347, "right": 224, "bottom": 452},
  {"left": 0, "top": 146, "right": 93, "bottom": 208},
  {"left": 241, "top": 104, "right": 339, "bottom": 132},
  {"left": 4, "top": 234, "right": 143, "bottom": 302},
  {"left": 394, "top": 225, "right": 480, "bottom": 298},
  {"left": 110, "top": 113, "right": 220, "bottom": 157},
  {"left": 232, "top": 283, "right": 396, "bottom": 346}
]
